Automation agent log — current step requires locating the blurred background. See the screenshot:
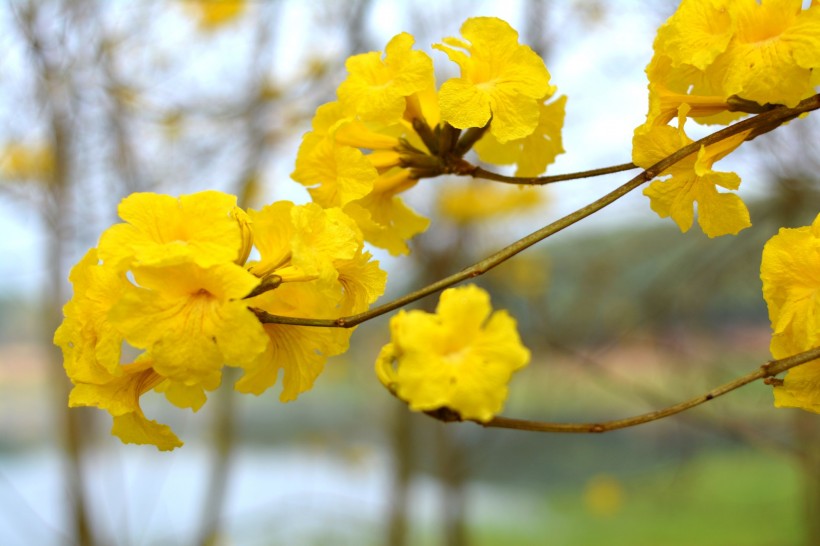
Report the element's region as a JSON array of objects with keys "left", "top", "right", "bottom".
[{"left": 1, "top": 1, "right": 820, "bottom": 545}]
